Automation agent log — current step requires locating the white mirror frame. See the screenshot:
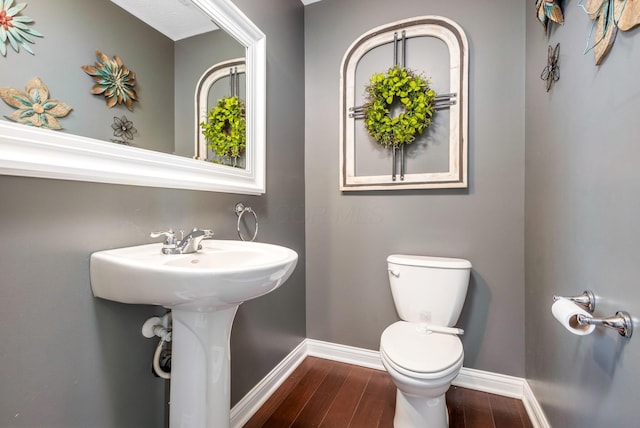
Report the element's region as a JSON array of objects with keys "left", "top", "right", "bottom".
[{"left": 0, "top": 0, "right": 266, "bottom": 194}]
